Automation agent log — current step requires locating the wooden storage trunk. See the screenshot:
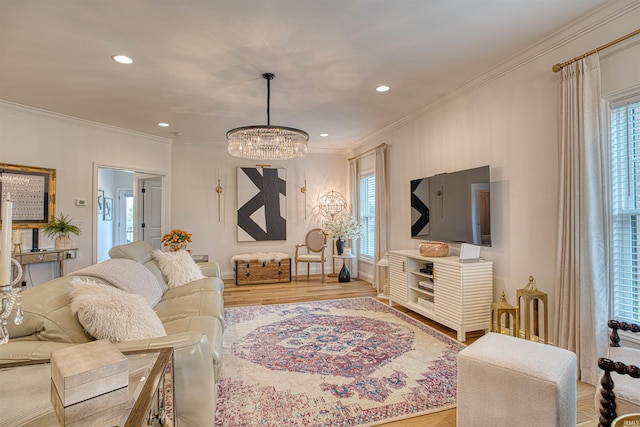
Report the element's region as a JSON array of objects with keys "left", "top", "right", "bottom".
[{"left": 235, "top": 258, "right": 291, "bottom": 285}]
